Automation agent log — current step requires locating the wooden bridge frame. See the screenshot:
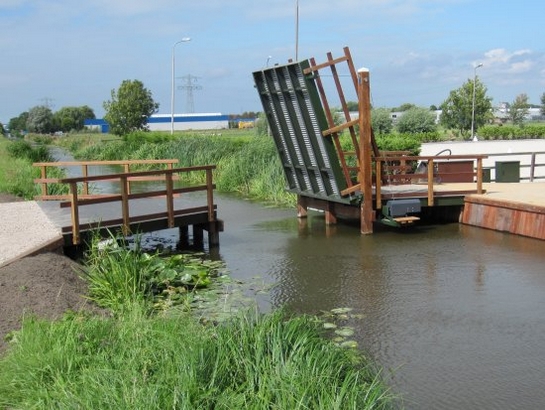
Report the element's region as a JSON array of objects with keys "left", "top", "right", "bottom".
[
  {"left": 254, "top": 46, "right": 488, "bottom": 234},
  {"left": 34, "top": 161, "right": 222, "bottom": 247}
]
